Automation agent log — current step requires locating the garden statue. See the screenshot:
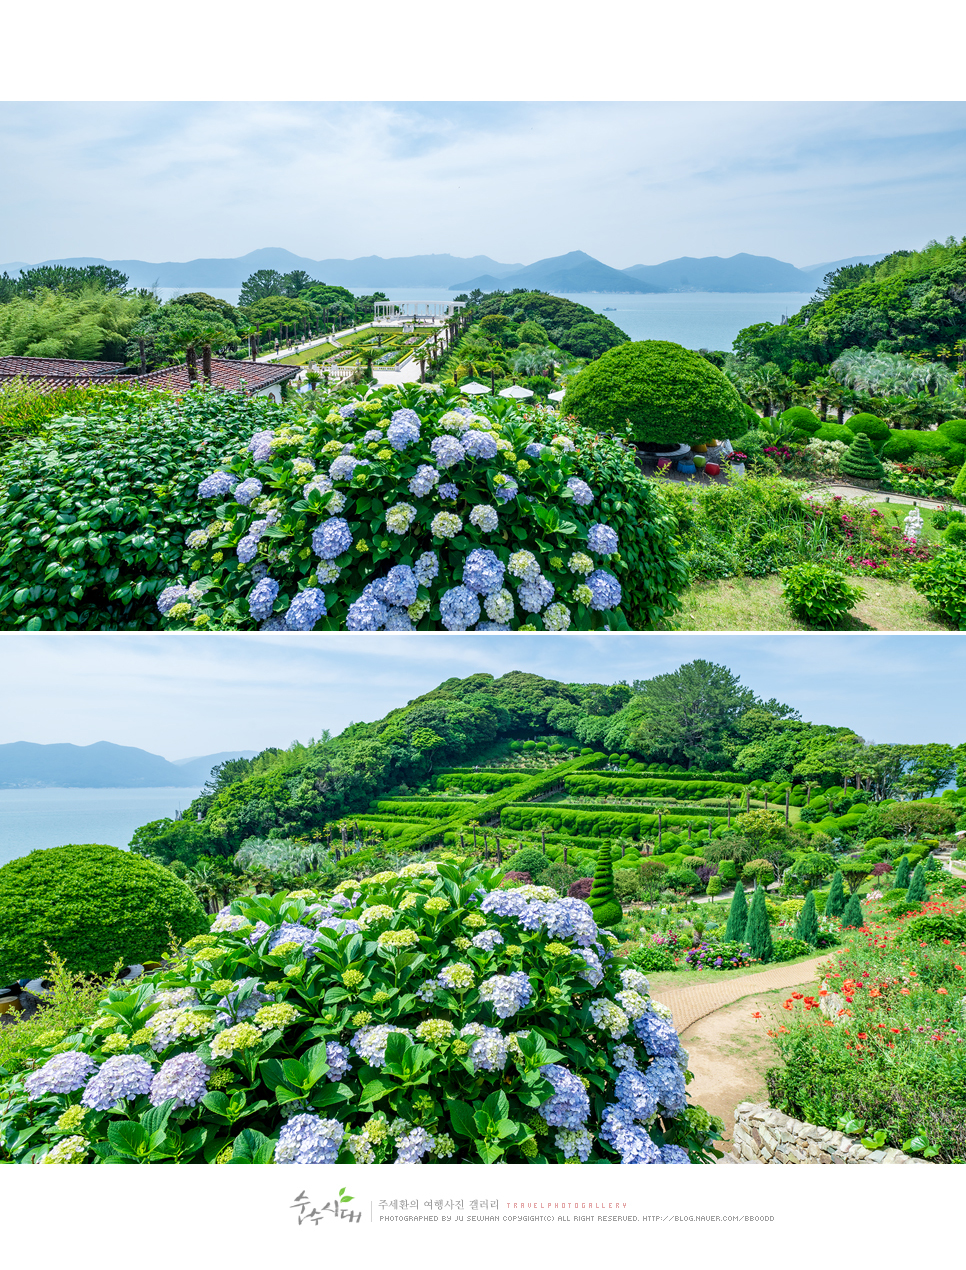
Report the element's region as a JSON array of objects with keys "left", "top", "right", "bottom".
[{"left": 904, "top": 507, "right": 924, "bottom": 541}]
